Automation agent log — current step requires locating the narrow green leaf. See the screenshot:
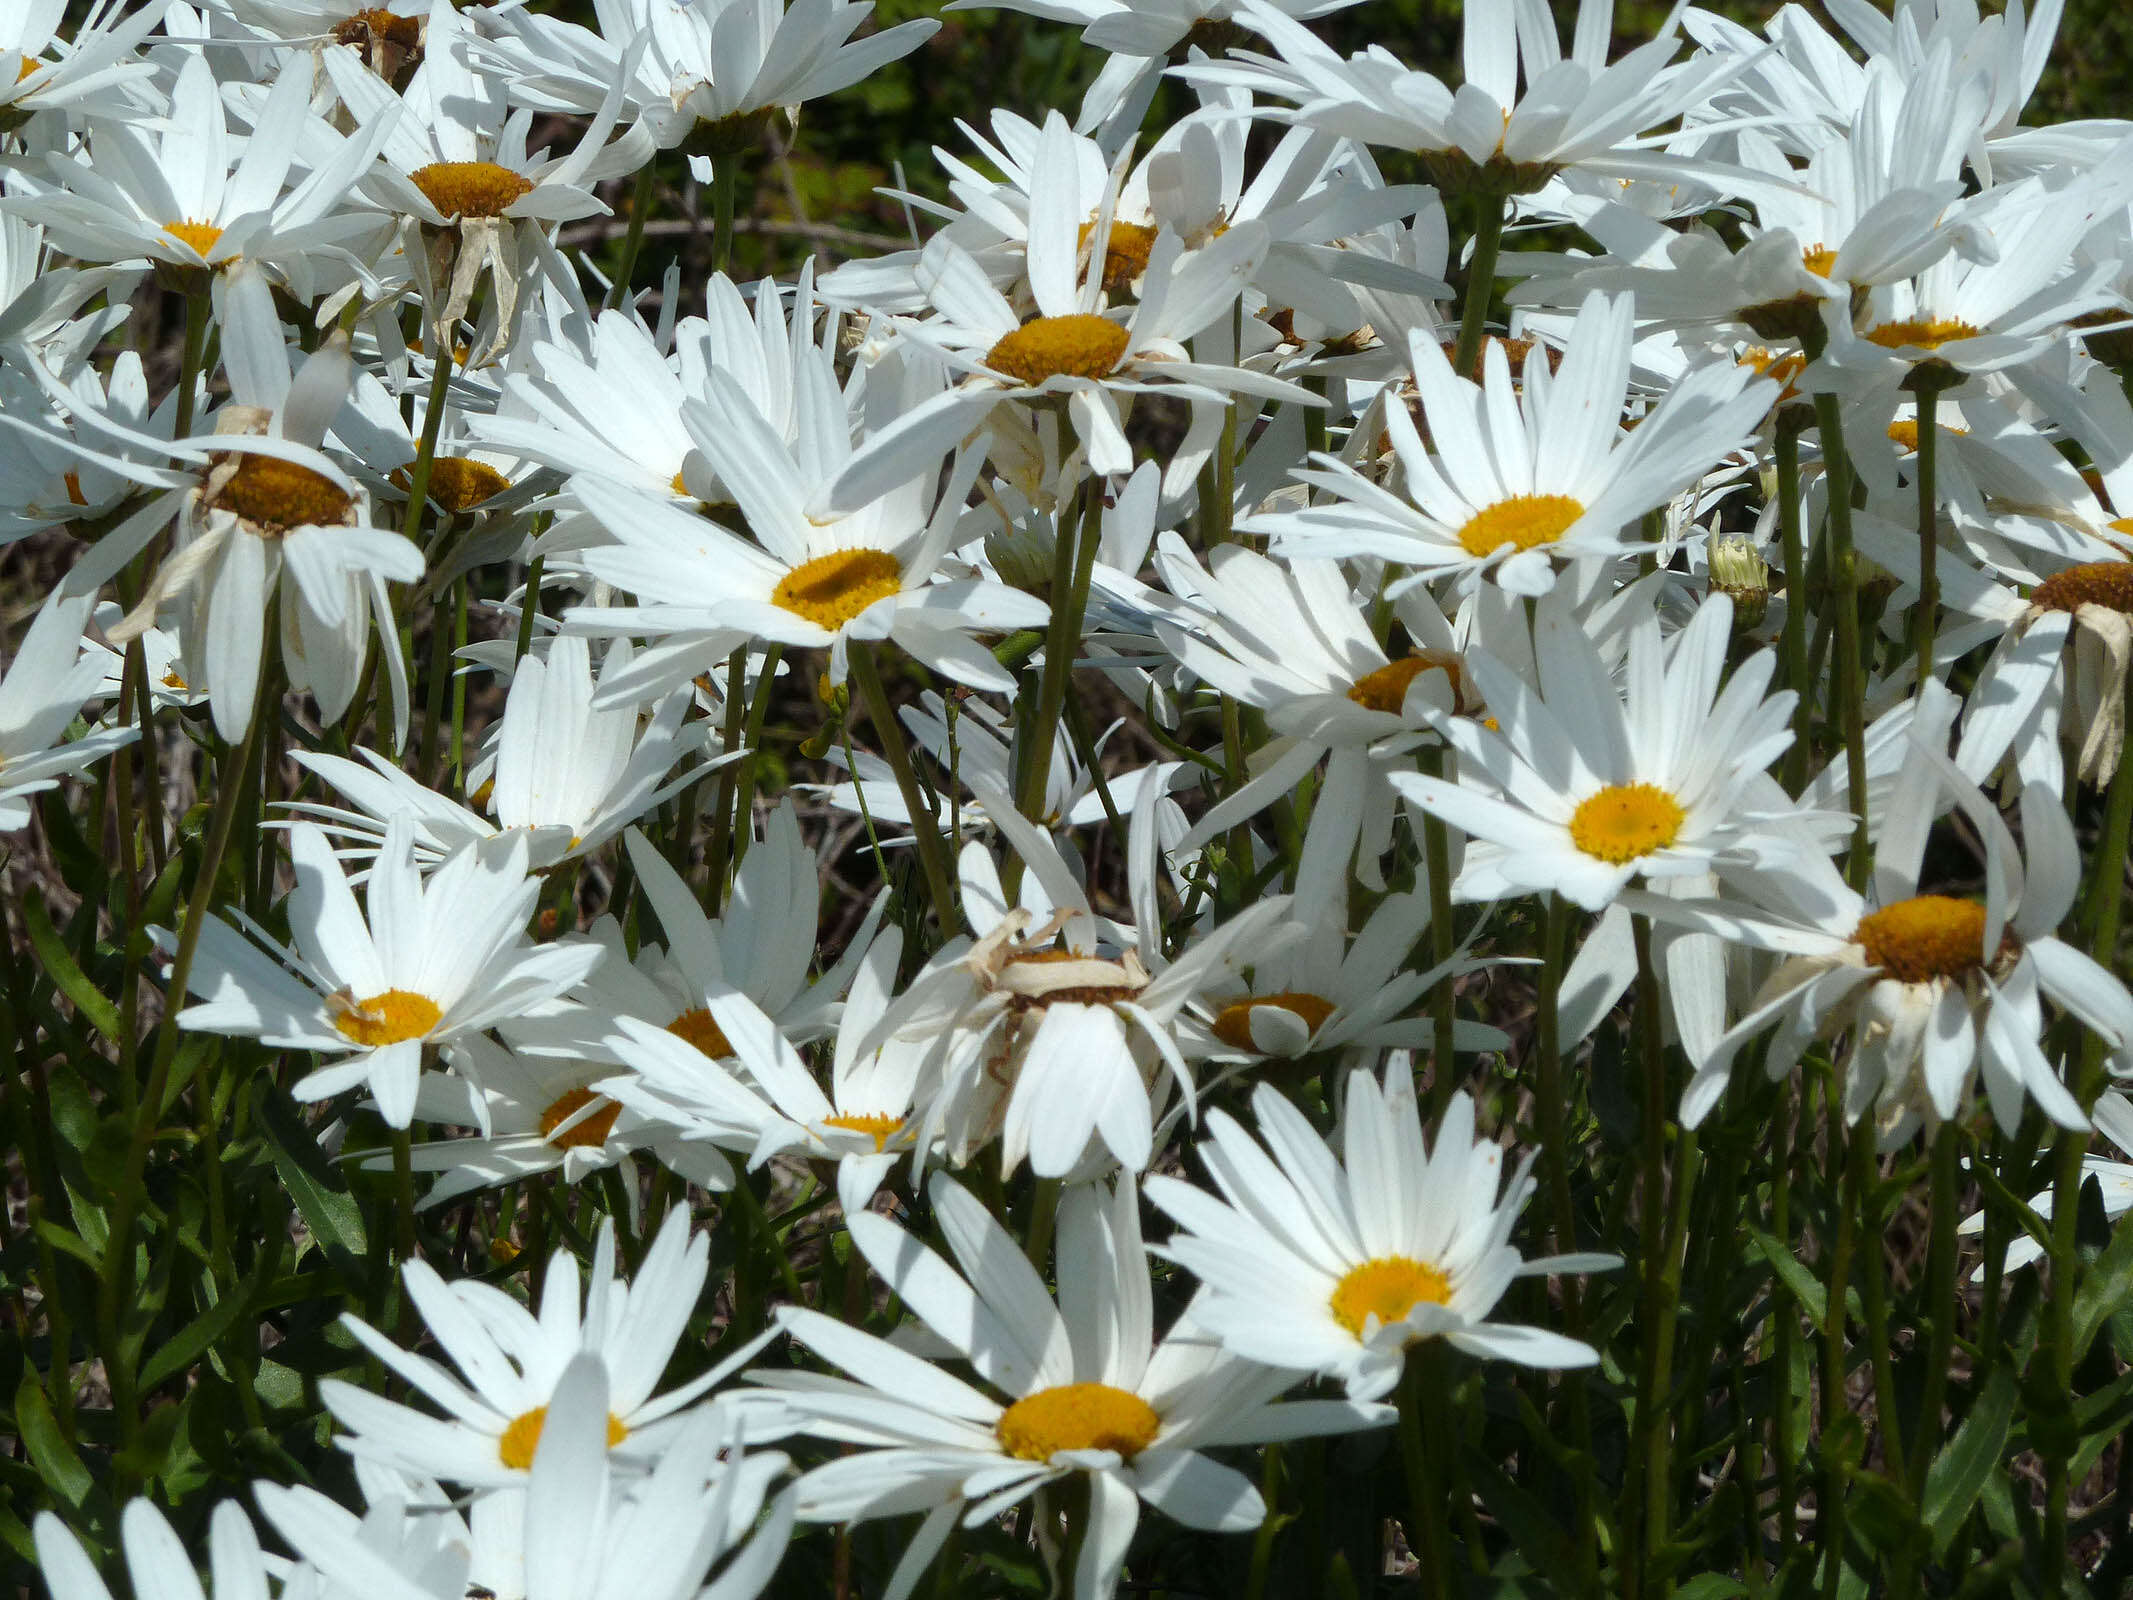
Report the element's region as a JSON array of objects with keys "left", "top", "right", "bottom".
[
  {"left": 13, "top": 1375, "right": 93, "bottom": 1510},
  {"left": 1674, "top": 1579, "right": 1749, "bottom": 1600},
  {"left": 254, "top": 1082, "right": 369, "bottom": 1268},
  {"left": 2073, "top": 1199, "right": 2133, "bottom": 1362},
  {"left": 23, "top": 891, "right": 120, "bottom": 1043},
  {"left": 139, "top": 1279, "right": 255, "bottom": 1391},
  {"left": 1747, "top": 1224, "right": 1829, "bottom": 1332}
]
